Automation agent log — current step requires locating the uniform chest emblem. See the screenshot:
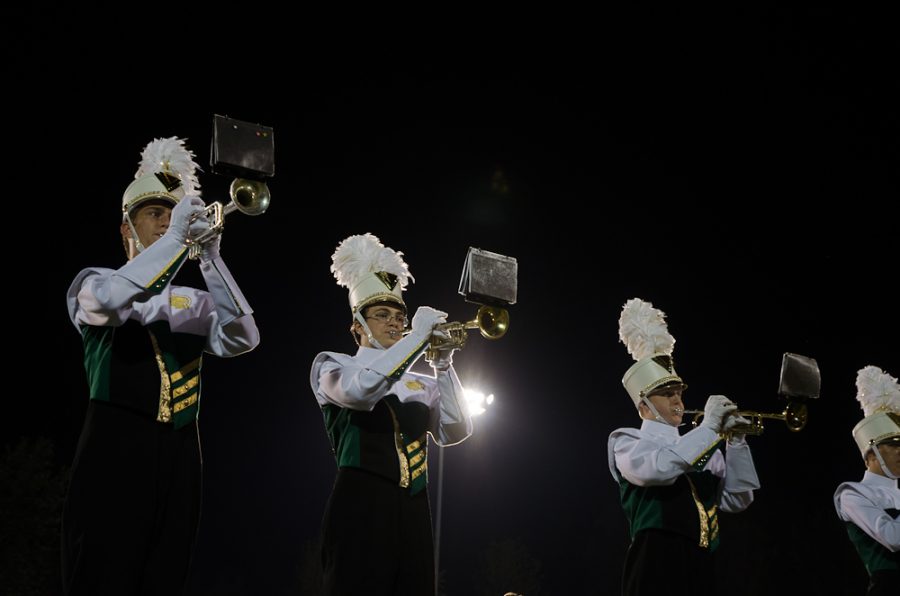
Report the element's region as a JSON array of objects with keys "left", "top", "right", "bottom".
[
  {"left": 170, "top": 294, "right": 192, "bottom": 309},
  {"left": 405, "top": 380, "right": 425, "bottom": 391}
]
